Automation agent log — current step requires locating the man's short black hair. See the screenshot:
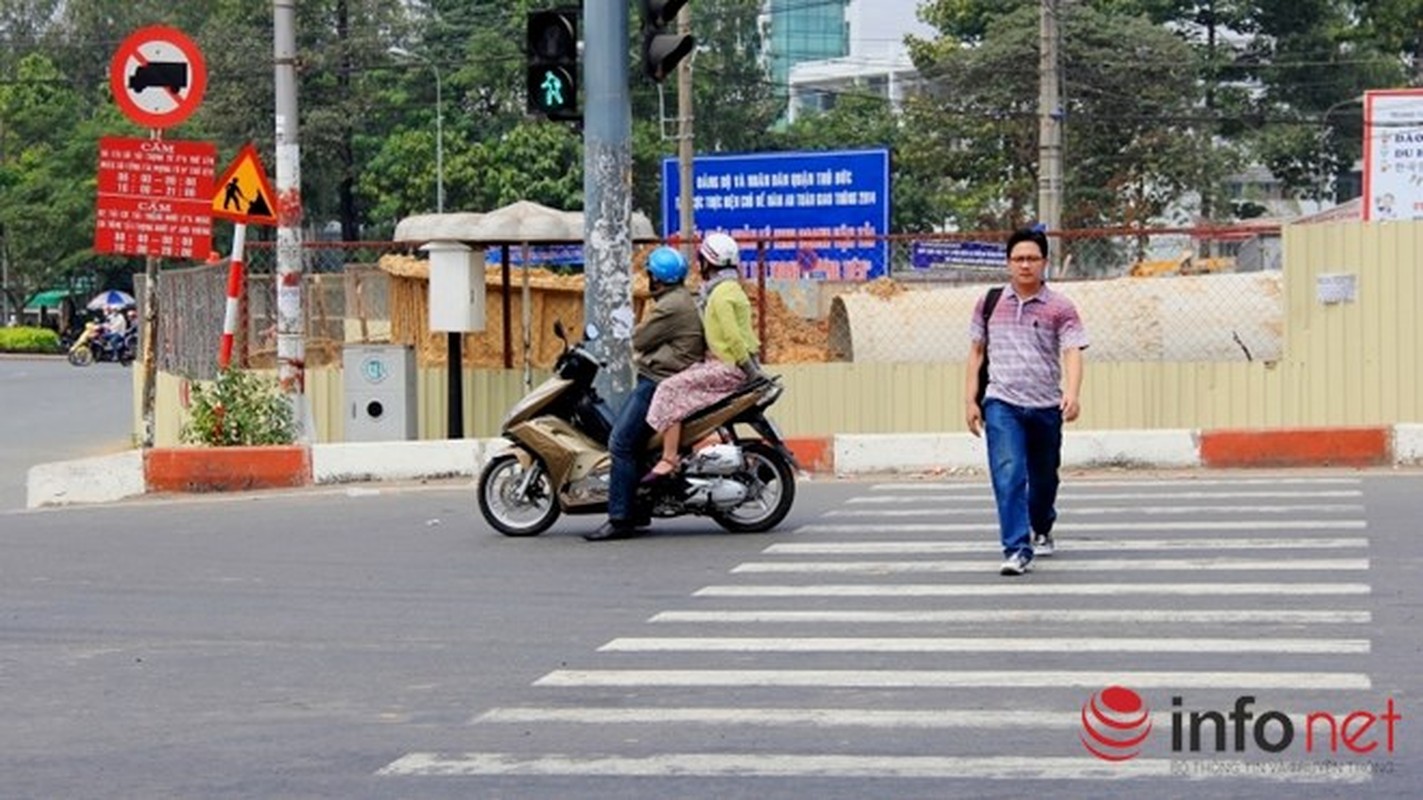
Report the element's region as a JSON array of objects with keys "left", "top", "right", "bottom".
[{"left": 1006, "top": 228, "right": 1049, "bottom": 260}]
